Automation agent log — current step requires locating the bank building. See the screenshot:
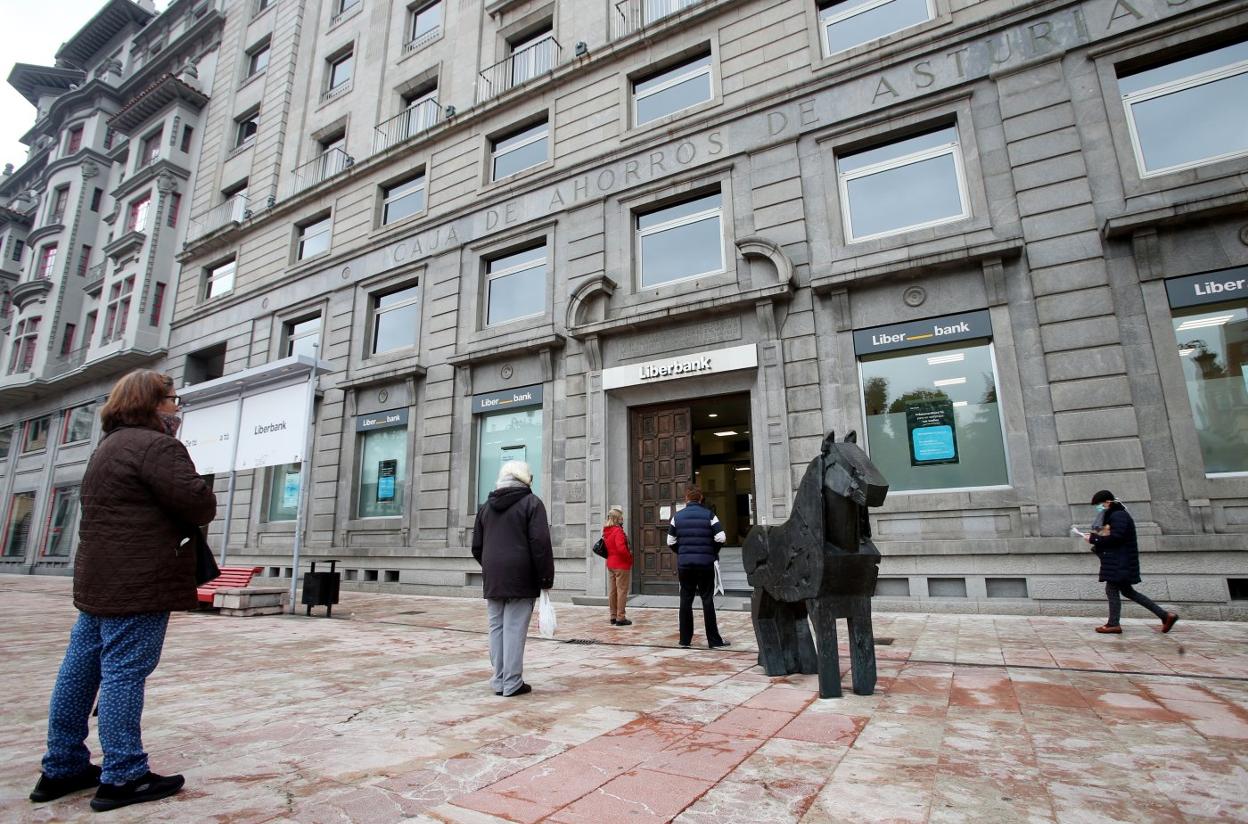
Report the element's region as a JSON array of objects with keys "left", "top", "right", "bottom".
[{"left": 1, "top": 0, "right": 1246, "bottom": 619}]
